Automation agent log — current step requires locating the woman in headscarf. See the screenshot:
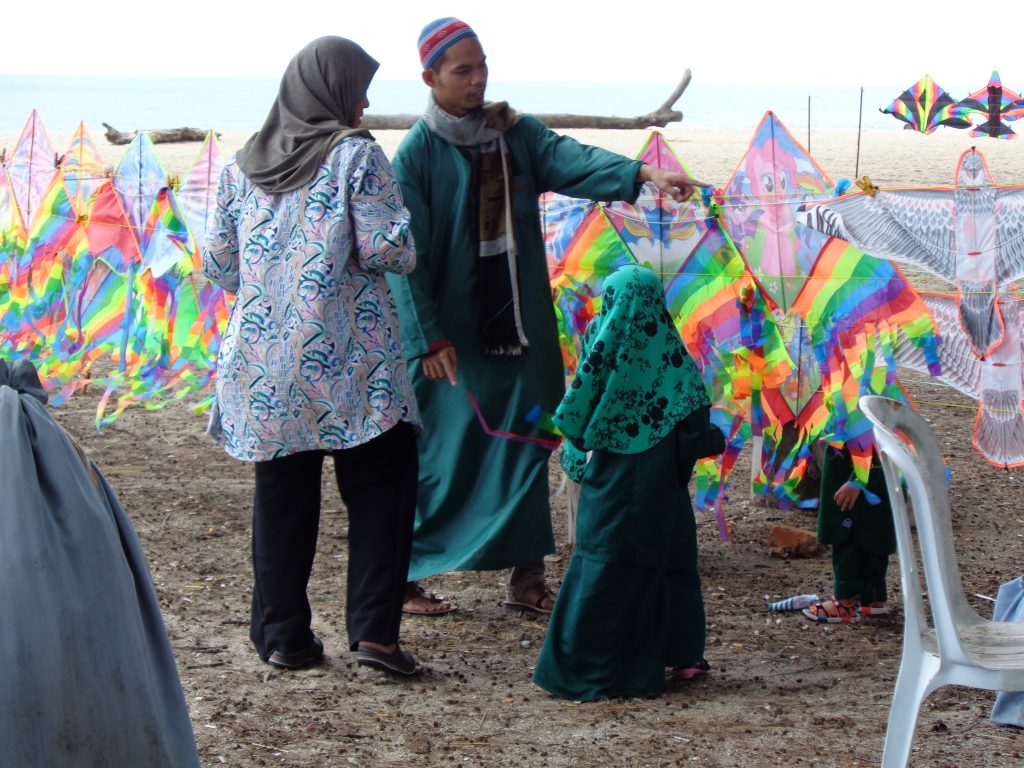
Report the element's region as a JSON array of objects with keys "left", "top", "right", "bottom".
[
  {"left": 203, "top": 36, "right": 421, "bottom": 677},
  {"left": 533, "top": 265, "right": 723, "bottom": 701}
]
